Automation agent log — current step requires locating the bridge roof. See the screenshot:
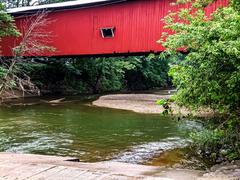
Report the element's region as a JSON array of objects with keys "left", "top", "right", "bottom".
[{"left": 8, "top": 0, "right": 128, "bottom": 16}]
